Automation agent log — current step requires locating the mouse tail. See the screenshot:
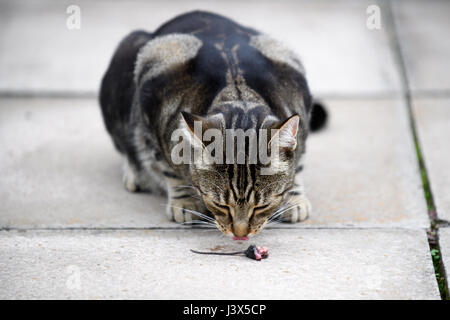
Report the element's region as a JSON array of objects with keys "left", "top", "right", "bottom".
[{"left": 309, "top": 101, "right": 328, "bottom": 132}]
